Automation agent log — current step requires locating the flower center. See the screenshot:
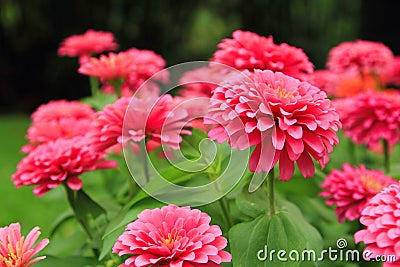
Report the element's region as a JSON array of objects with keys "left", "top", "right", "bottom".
[
  {"left": 361, "top": 174, "right": 383, "bottom": 192},
  {"left": 275, "top": 86, "right": 293, "bottom": 99},
  {"left": 0, "top": 244, "right": 22, "bottom": 266},
  {"left": 160, "top": 232, "right": 182, "bottom": 250}
]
